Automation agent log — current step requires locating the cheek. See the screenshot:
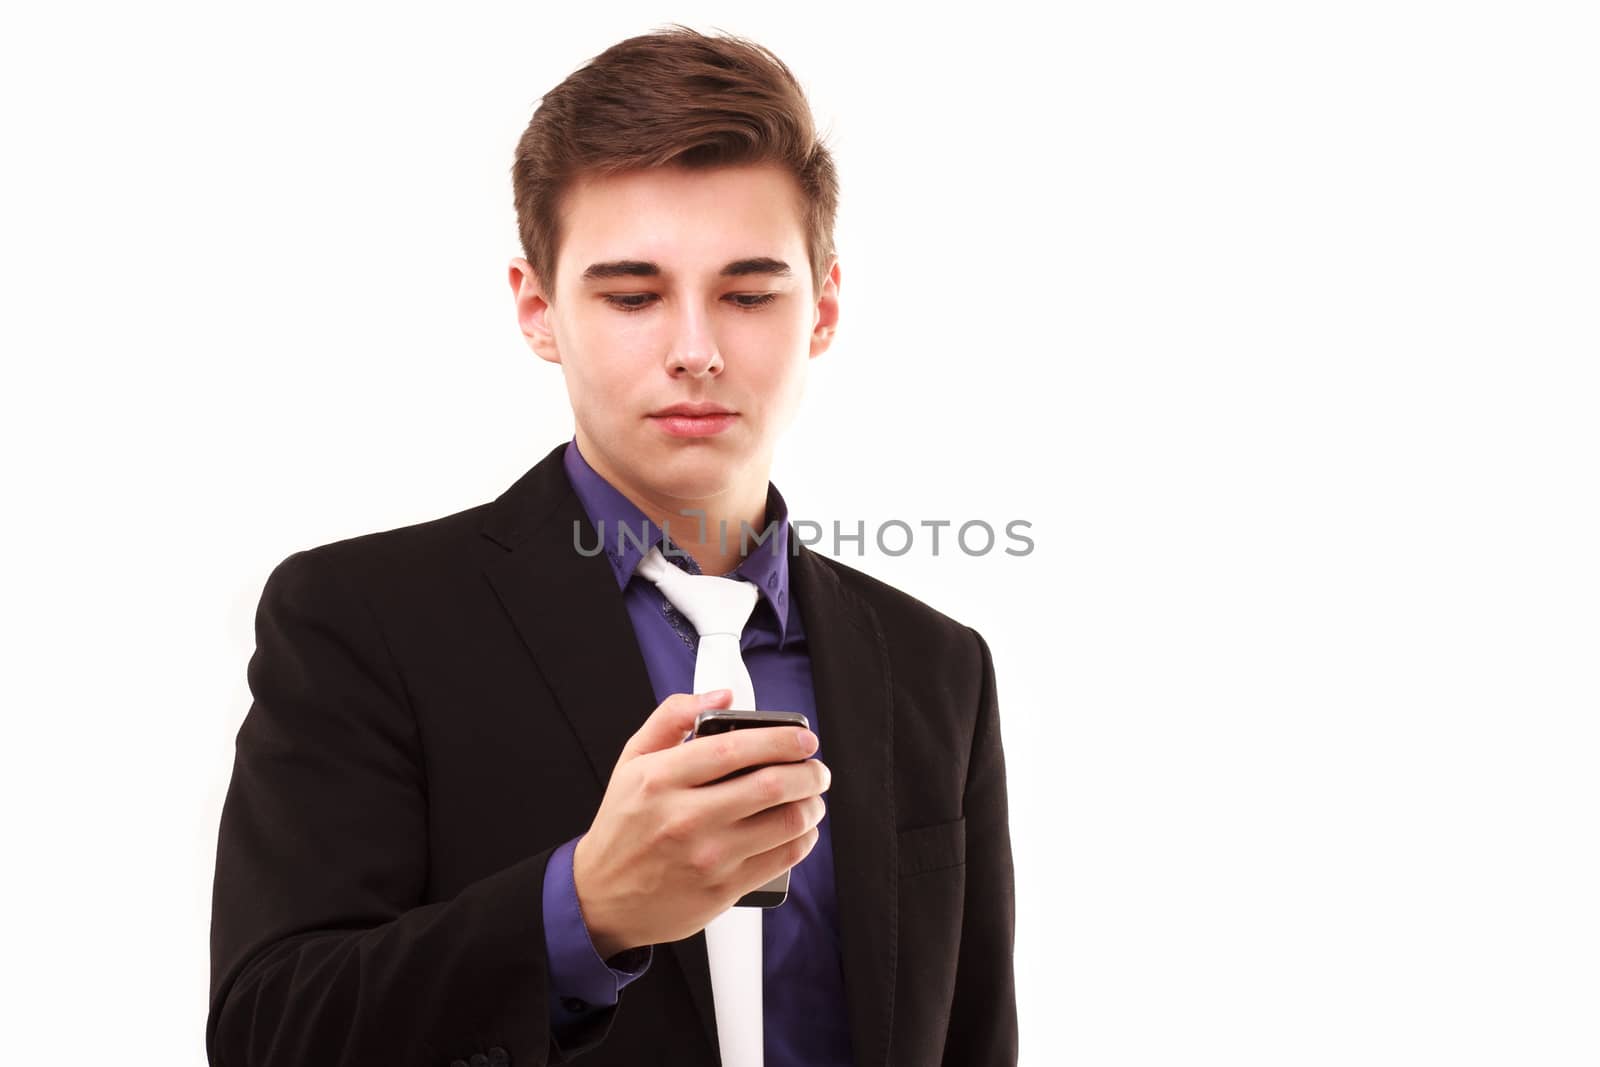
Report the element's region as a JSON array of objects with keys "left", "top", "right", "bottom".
[
  {"left": 564, "top": 314, "right": 659, "bottom": 391},
  {"left": 749, "top": 346, "right": 811, "bottom": 412},
  {"left": 732, "top": 303, "right": 812, "bottom": 358}
]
